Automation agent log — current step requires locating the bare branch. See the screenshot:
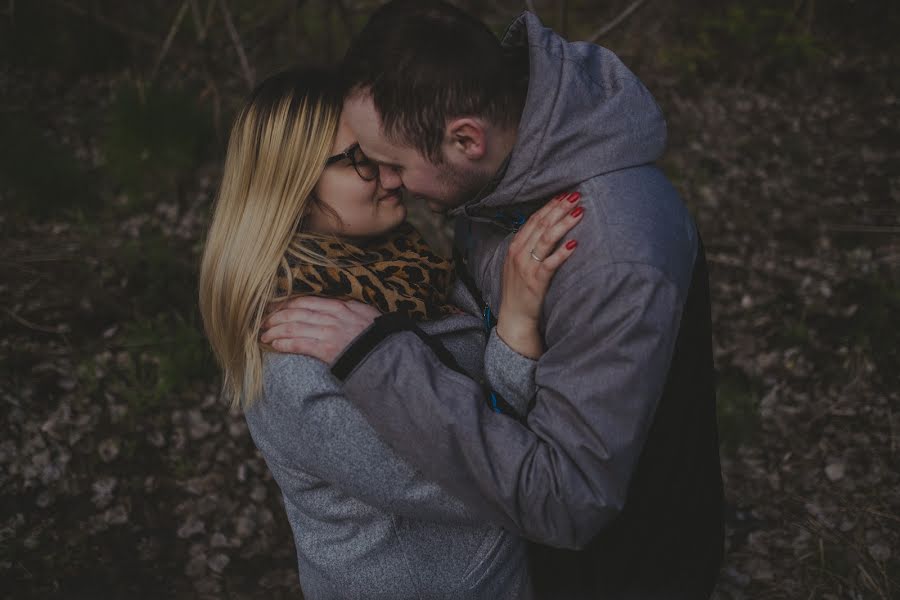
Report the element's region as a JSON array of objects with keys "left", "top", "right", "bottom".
[
  {"left": 188, "top": 0, "right": 207, "bottom": 42},
  {"left": 217, "top": 0, "right": 255, "bottom": 89},
  {"left": 586, "top": 0, "right": 650, "bottom": 43},
  {"left": 149, "top": 1, "right": 190, "bottom": 85},
  {"left": 55, "top": 0, "right": 160, "bottom": 46}
]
